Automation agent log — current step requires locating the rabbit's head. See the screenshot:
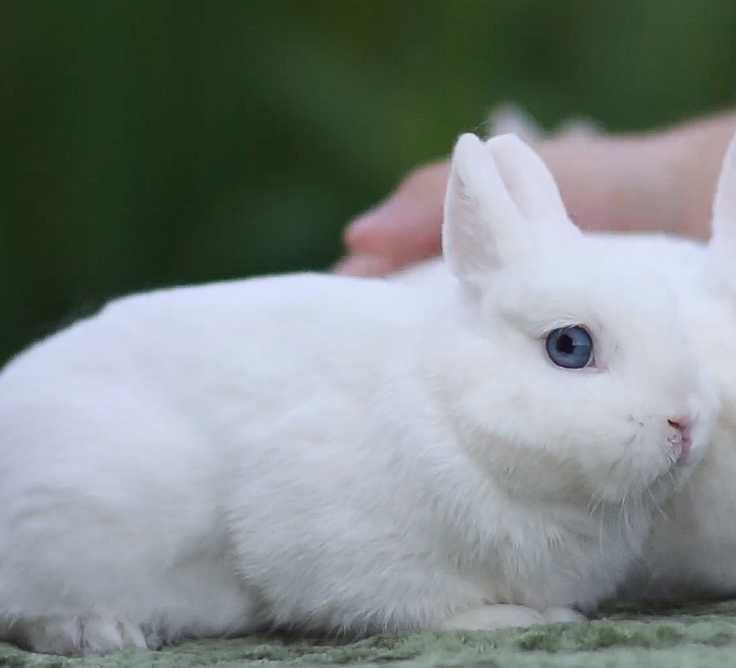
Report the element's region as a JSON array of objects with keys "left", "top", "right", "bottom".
[{"left": 440, "top": 133, "right": 718, "bottom": 506}]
